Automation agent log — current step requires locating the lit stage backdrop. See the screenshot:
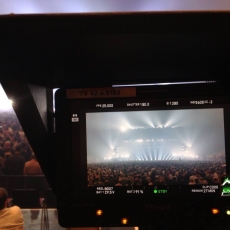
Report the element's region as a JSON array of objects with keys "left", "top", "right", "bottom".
[
  {"left": 86, "top": 109, "right": 225, "bottom": 164},
  {"left": 0, "top": 0, "right": 230, "bottom": 14}
]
